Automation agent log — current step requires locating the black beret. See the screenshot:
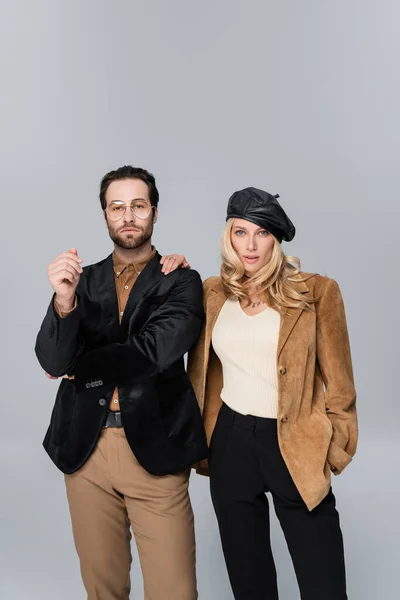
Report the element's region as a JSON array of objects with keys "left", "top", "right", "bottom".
[{"left": 226, "top": 187, "right": 295, "bottom": 243}]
